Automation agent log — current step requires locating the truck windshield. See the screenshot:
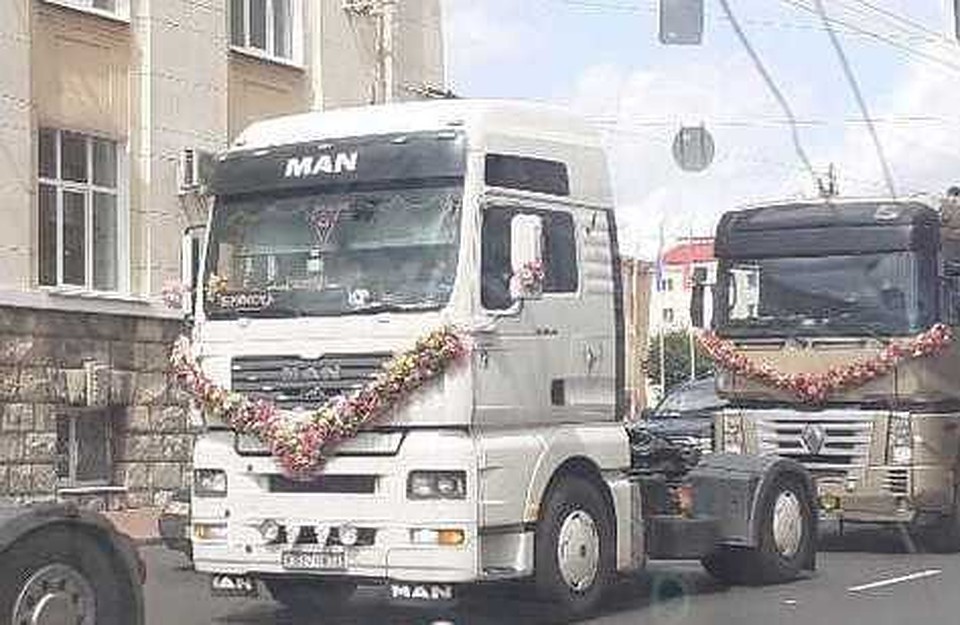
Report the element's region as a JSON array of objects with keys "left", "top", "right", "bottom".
[
  {"left": 718, "top": 251, "right": 934, "bottom": 337},
  {"left": 204, "top": 183, "right": 462, "bottom": 319}
]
